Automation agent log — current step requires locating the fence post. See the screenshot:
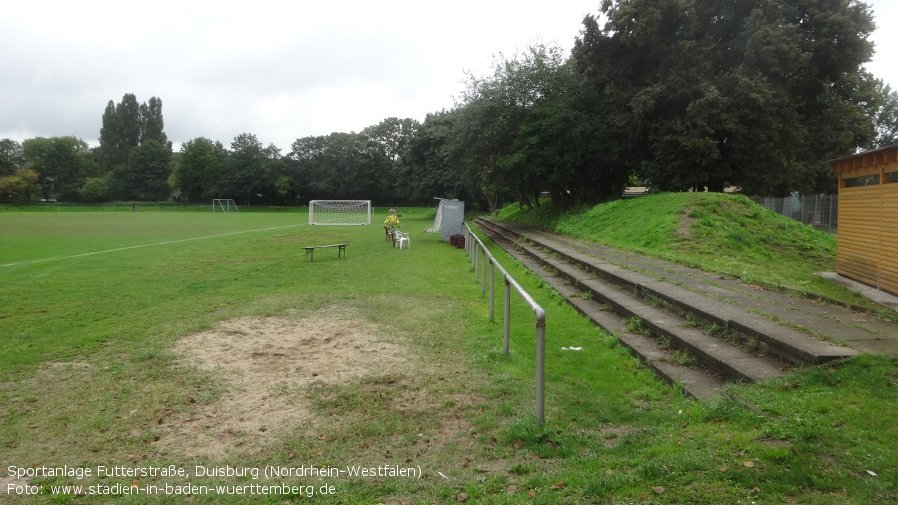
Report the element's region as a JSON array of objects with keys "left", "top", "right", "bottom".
[{"left": 829, "top": 195, "right": 835, "bottom": 233}]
